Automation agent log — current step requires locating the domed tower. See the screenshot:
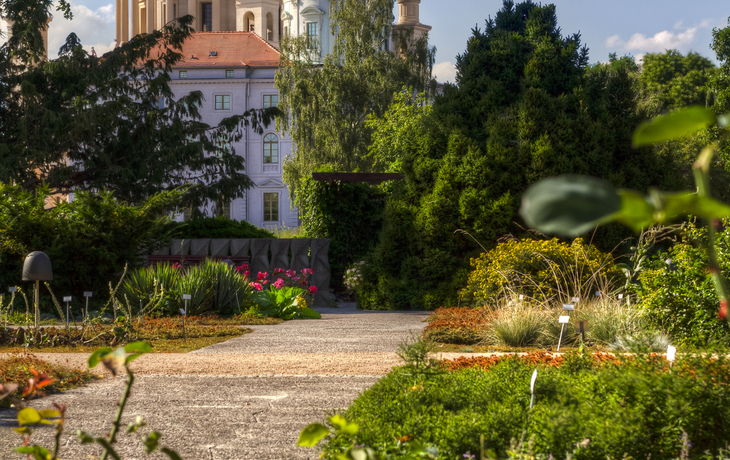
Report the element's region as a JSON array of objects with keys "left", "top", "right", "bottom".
[
  {"left": 236, "top": 0, "right": 282, "bottom": 48},
  {"left": 395, "top": 0, "right": 431, "bottom": 41}
]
